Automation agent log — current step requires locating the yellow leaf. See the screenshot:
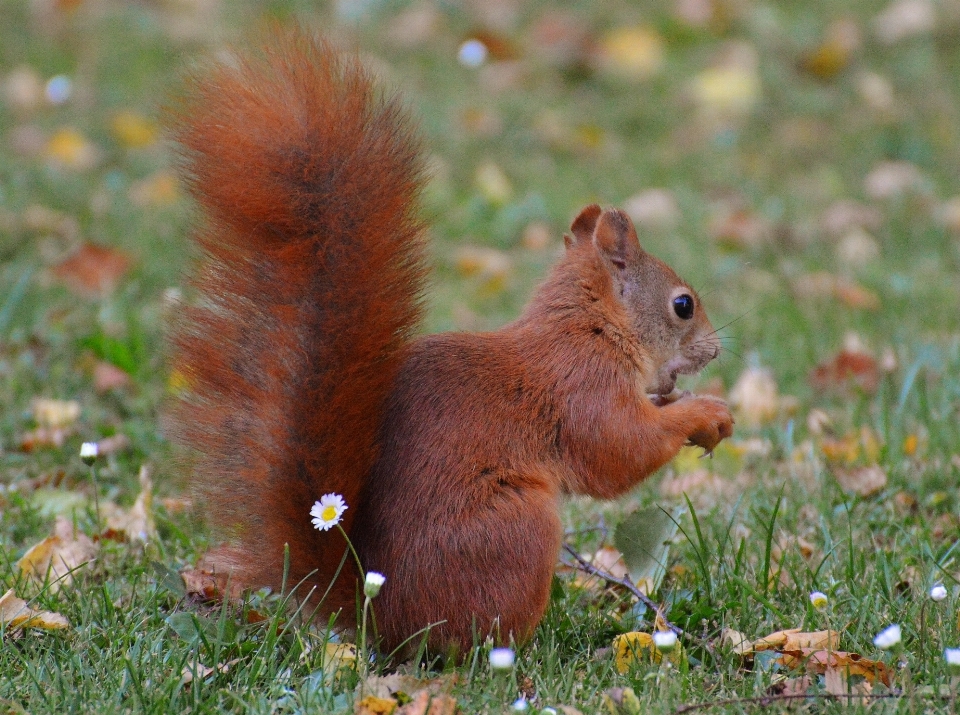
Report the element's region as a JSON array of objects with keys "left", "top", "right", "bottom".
[
  {"left": 692, "top": 66, "right": 760, "bottom": 116},
  {"left": 355, "top": 695, "right": 398, "bottom": 715},
  {"left": 596, "top": 26, "right": 664, "bottom": 81},
  {"left": 129, "top": 170, "right": 179, "bottom": 207},
  {"left": 45, "top": 127, "right": 99, "bottom": 170},
  {"left": 612, "top": 631, "right": 683, "bottom": 672},
  {"left": 0, "top": 589, "right": 70, "bottom": 632},
  {"left": 31, "top": 398, "right": 80, "bottom": 429},
  {"left": 110, "top": 111, "right": 158, "bottom": 149},
  {"left": 728, "top": 367, "right": 779, "bottom": 426},
  {"left": 17, "top": 516, "right": 98, "bottom": 592},
  {"left": 474, "top": 162, "right": 512, "bottom": 205},
  {"left": 903, "top": 434, "right": 918, "bottom": 456}
]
